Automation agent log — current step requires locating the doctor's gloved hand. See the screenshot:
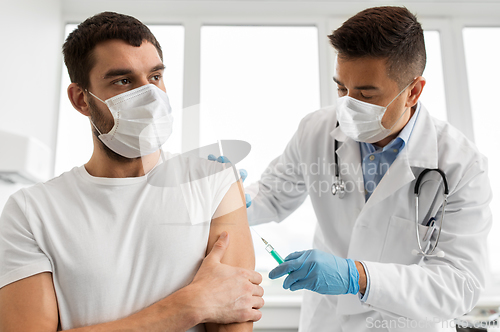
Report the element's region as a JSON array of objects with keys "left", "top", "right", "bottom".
[
  {"left": 208, "top": 154, "right": 251, "bottom": 208},
  {"left": 268, "top": 249, "right": 360, "bottom": 295}
]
